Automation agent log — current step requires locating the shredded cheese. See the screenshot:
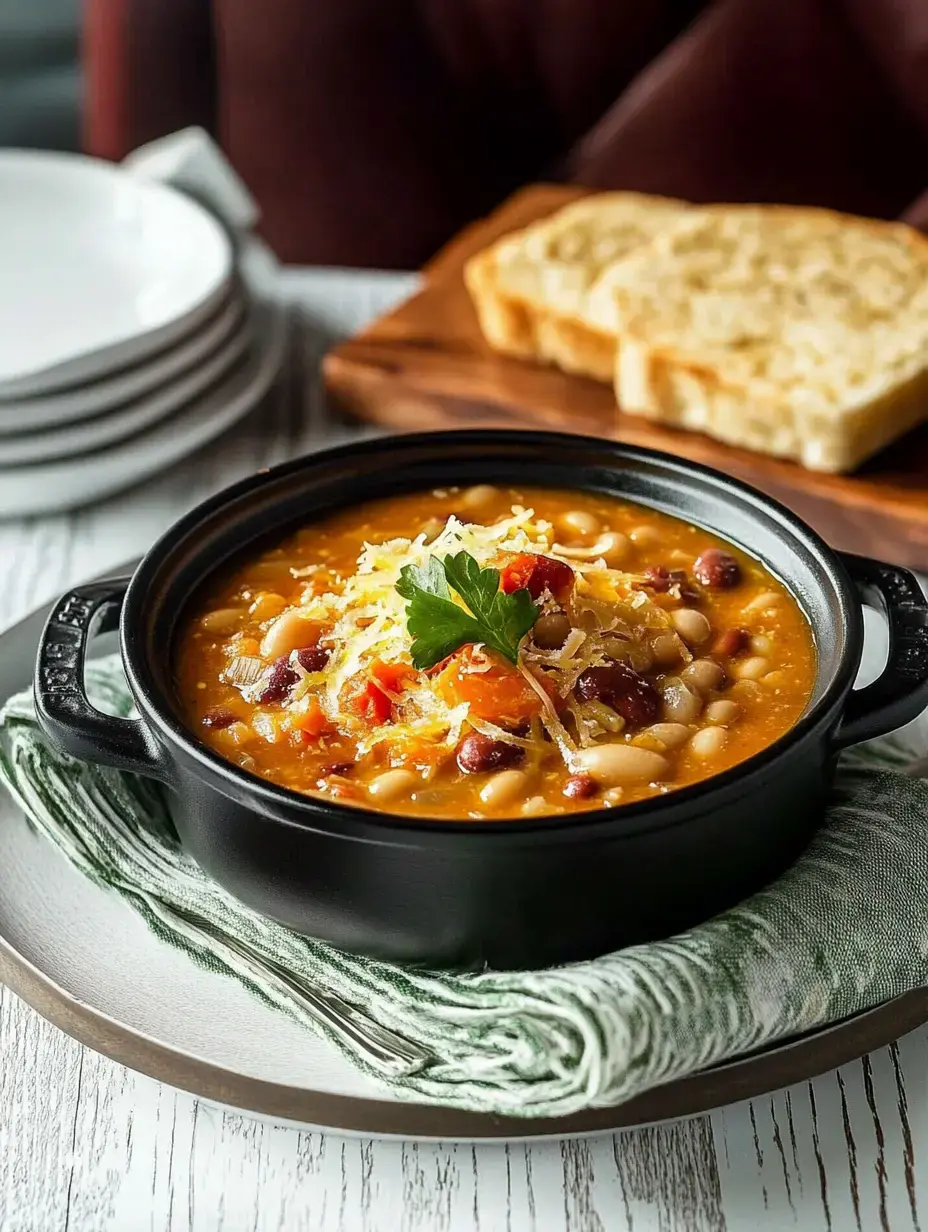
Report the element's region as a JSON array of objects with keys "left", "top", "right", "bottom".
[{"left": 273, "top": 506, "right": 671, "bottom": 769}]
